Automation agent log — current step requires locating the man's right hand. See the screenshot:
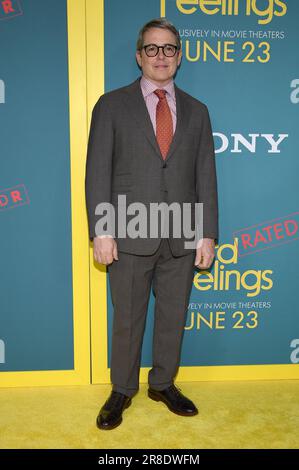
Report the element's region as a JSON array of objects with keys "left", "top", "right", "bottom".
[{"left": 93, "top": 237, "right": 118, "bottom": 265}]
